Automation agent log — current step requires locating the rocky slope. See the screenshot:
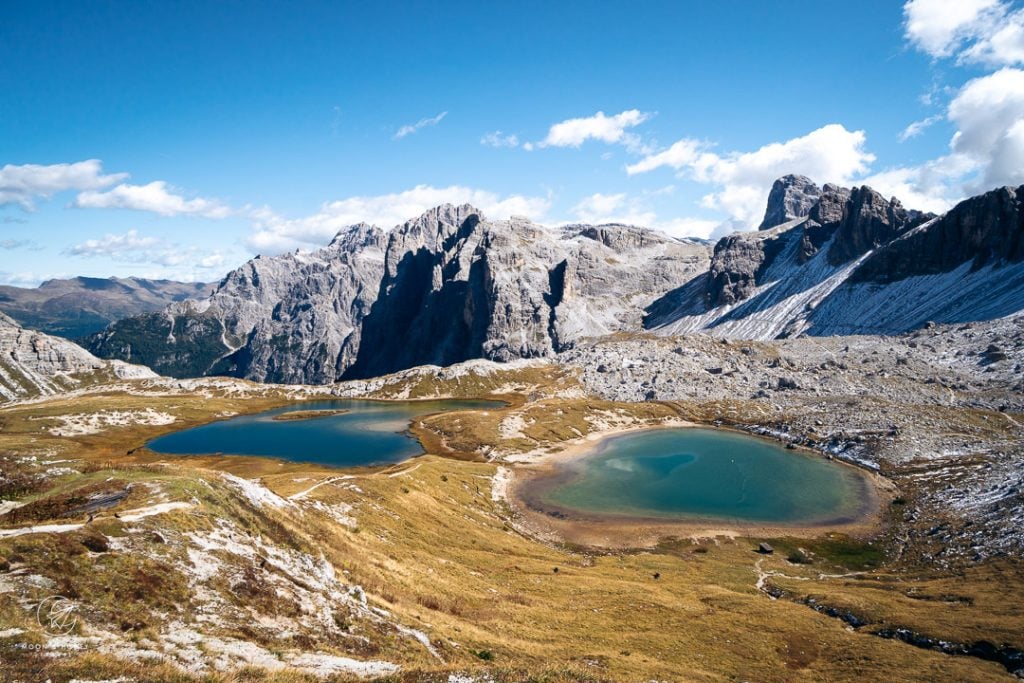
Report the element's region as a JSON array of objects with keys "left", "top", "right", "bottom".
[
  {"left": 646, "top": 181, "right": 1024, "bottom": 339},
  {"left": 560, "top": 314, "right": 1024, "bottom": 563},
  {"left": 0, "top": 276, "right": 211, "bottom": 339},
  {"left": 0, "top": 312, "right": 156, "bottom": 402},
  {"left": 88, "top": 205, "right": 710, "bottom": 382}
]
